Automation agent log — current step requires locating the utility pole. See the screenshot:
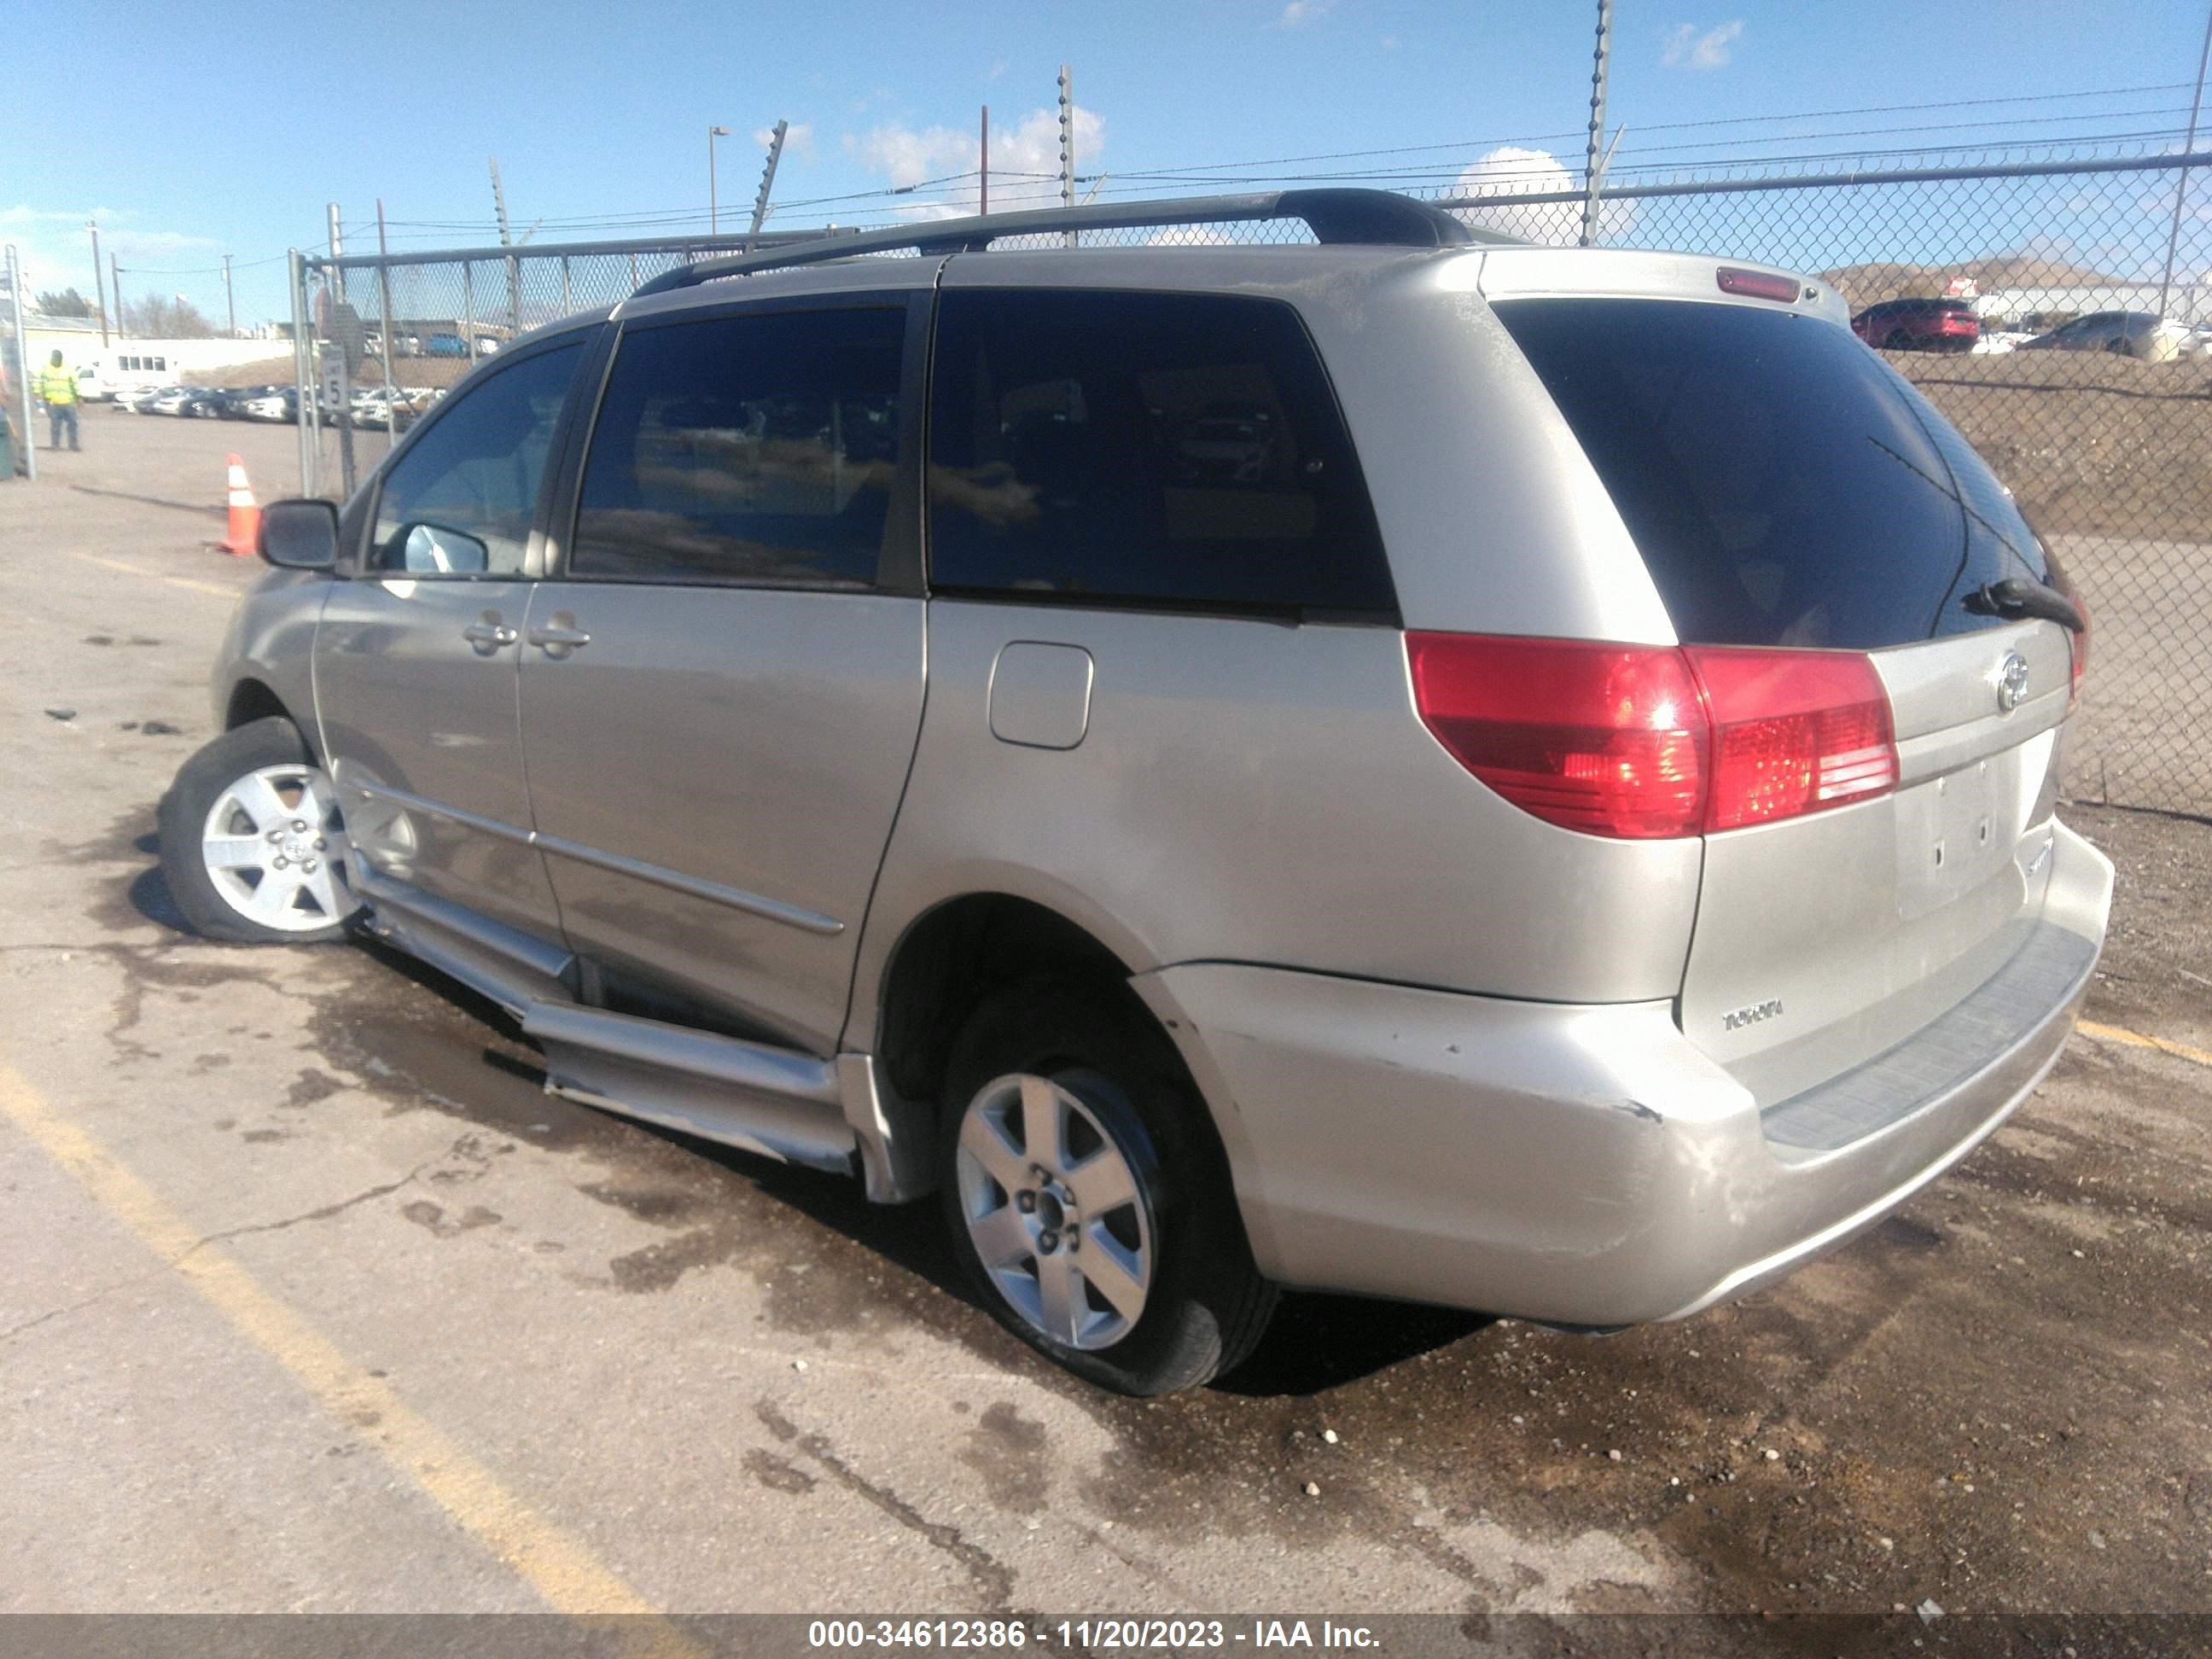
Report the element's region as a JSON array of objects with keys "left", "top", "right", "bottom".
[
  {"left": 1580, "top": 0, "right": 1615, "bottom": 247},
  {"left": 2157, "top": 3, "right": 2212, "bottom": 325},
  {"left": 708, "top": 125, "right": 731, "bottom": 236},
  {"left": 88, "top": 220, "right": 108, "bottom": 346},
  {"left": 979, "top": 105, "right": 990, "bottom": 214},
  {"left": 111, "top": 254, "right": 125, "bottom": 340},
  {"left": 1057, "top": 65, "right": 1076, "bottom": 247},
  {"left": 222, "top": 253, "right": 236, "bottom": 339},
  {"left": 748, "top": 119, "right": 789, "bottom": 243}
]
